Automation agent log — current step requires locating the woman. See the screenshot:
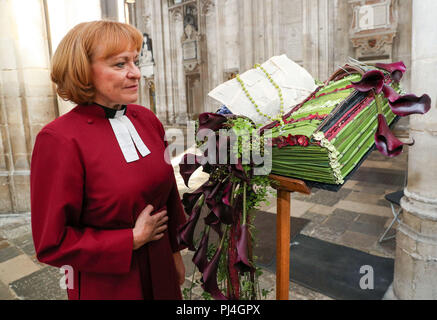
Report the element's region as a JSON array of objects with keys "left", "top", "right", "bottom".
[{"left": 30, "top": 20, "right": 187, "bottom": 300}]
